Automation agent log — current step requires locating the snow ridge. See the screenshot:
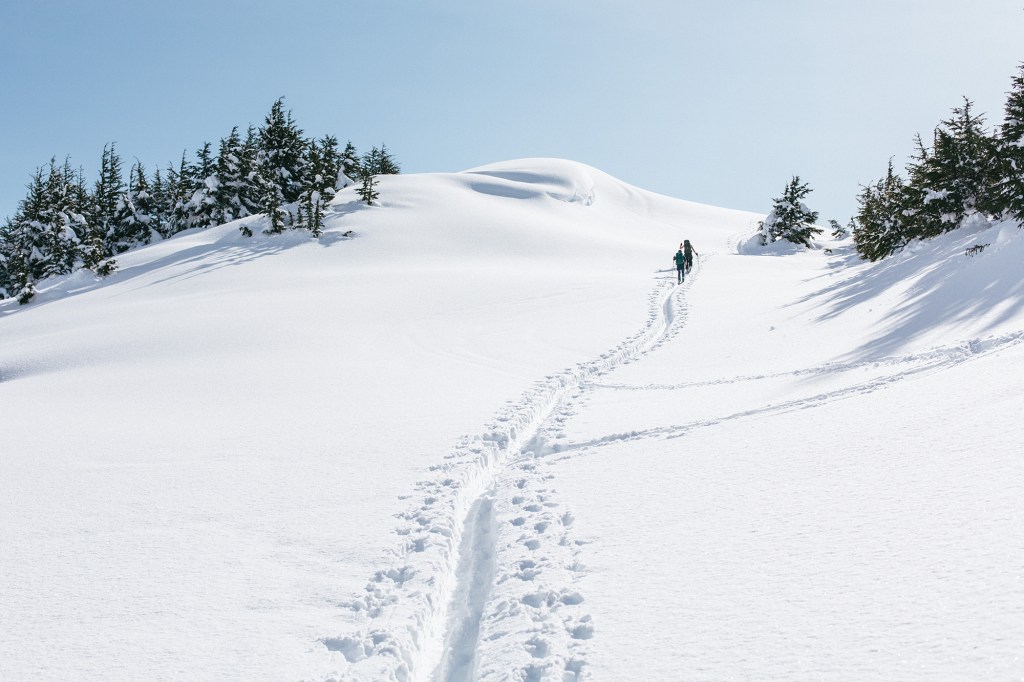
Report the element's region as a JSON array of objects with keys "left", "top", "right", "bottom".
[{"left": 325, "top": 271, "right": 693, "bottom": 681}]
